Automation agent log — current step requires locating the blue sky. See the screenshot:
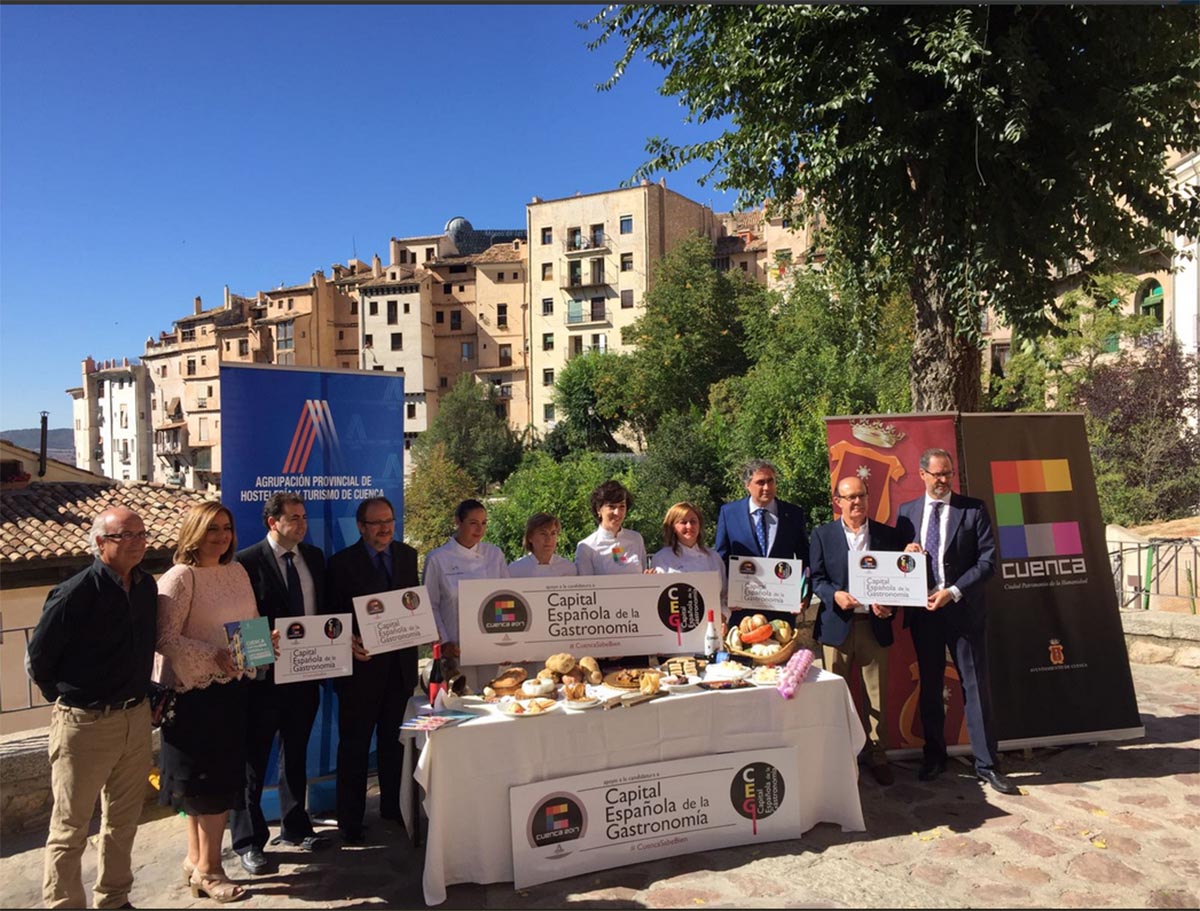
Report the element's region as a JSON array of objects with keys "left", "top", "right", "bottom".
[{"left": 0, "top": 4, "right": 741, "bottom": 431}]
